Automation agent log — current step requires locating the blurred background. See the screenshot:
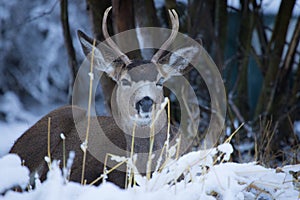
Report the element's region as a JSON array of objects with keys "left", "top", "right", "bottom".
[{"left": 0, "top": 0, "right": 299, "bottom": 166}]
